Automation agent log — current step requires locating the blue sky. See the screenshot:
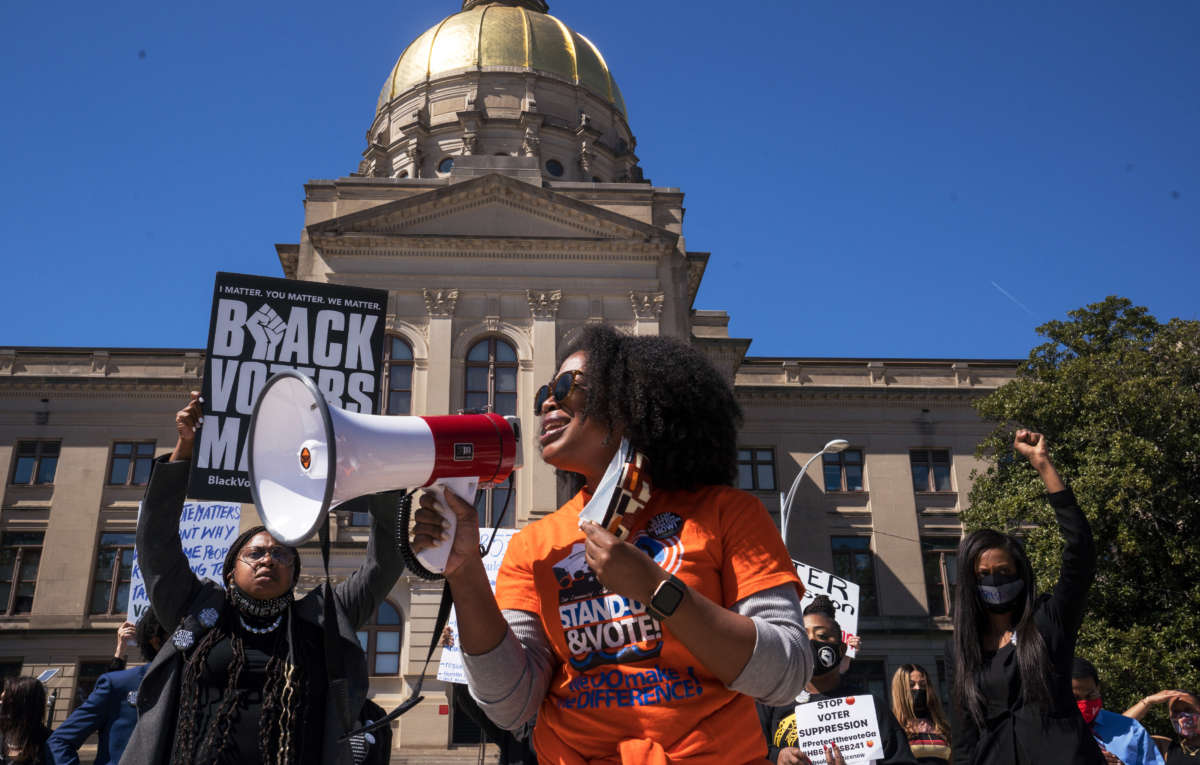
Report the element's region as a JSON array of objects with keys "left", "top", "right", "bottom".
[{"left": 2, "top": 0, "right": 1196, "bottom": 359}]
